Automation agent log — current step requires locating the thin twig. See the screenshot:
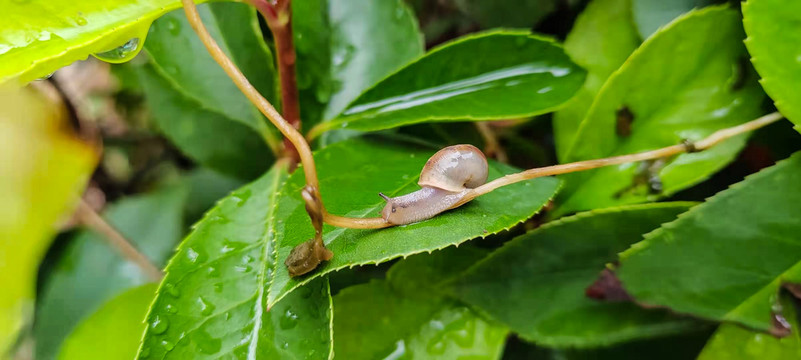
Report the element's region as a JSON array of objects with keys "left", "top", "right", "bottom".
[
  {"left": 75, "top": 200, "right": 163, "bottom": 280},
  {"left": 475, "top": 122, "right": 508, "bottom": 163}
]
